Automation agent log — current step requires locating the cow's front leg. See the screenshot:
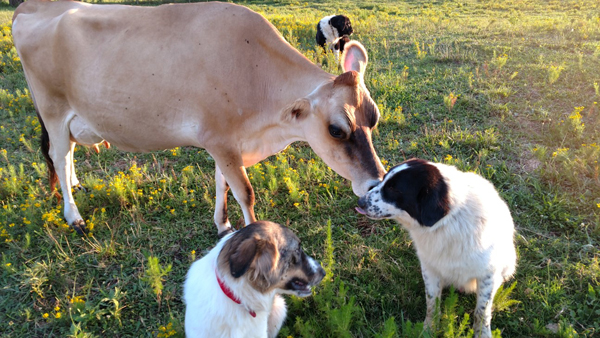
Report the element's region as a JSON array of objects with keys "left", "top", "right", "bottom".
[
  {"left": 422, "top": 266, "right": 441, "bottom": 330},
  {"left": 214, "top": 164, "right": 232, "bottom": 235},
  {"left": 212, "top": 158, "right": 256, "bottom": 236},
  {"left": 473, "top": 274, "right": 502, "bottom": 338}
]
